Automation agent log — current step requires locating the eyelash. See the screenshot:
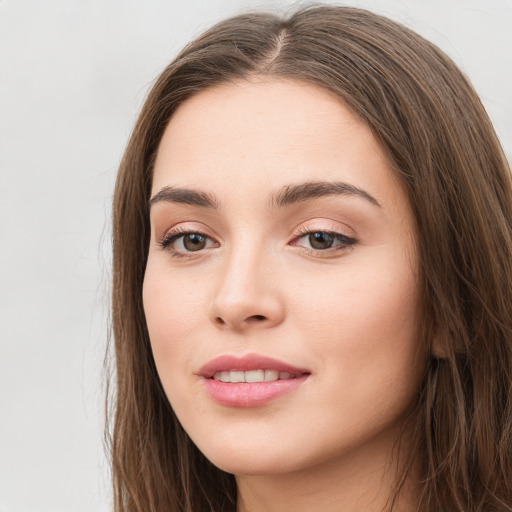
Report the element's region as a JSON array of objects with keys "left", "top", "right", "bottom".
[
  {"left": 158, "top": 226, "right": 215, "bottom": 259},
  {"left": 292, "top": 226, "right": 357, "bottom": 256},
  {"left": 158, "top": 226, "right": 357, "bottom": 258}
]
